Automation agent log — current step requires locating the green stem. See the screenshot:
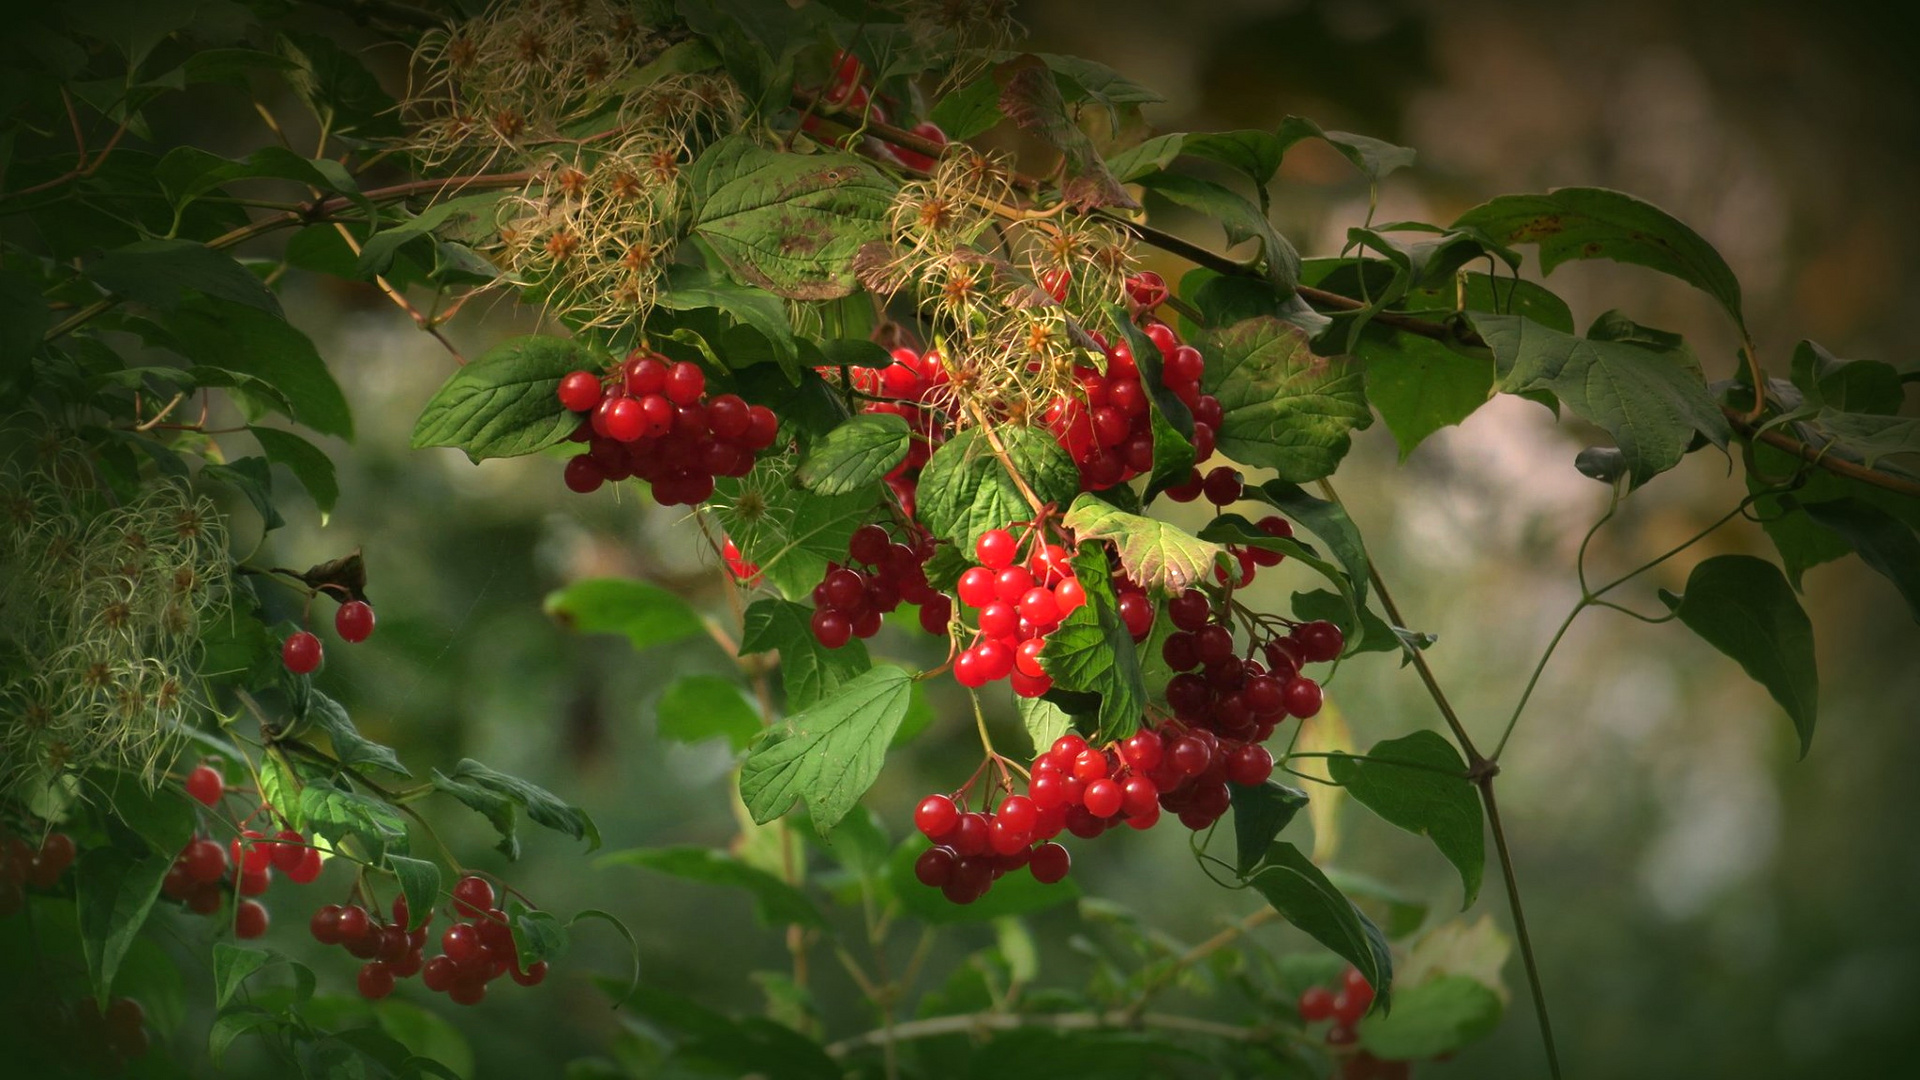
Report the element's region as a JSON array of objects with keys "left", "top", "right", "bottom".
[{"left": 1479, "top": 777, "right": 1560, "bottom": 1079}]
